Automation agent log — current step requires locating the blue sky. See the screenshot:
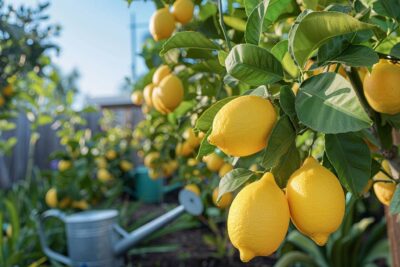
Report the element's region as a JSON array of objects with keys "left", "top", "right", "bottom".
[{"left": 6, "top": 0, "right": 155, "bottom": 98}]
